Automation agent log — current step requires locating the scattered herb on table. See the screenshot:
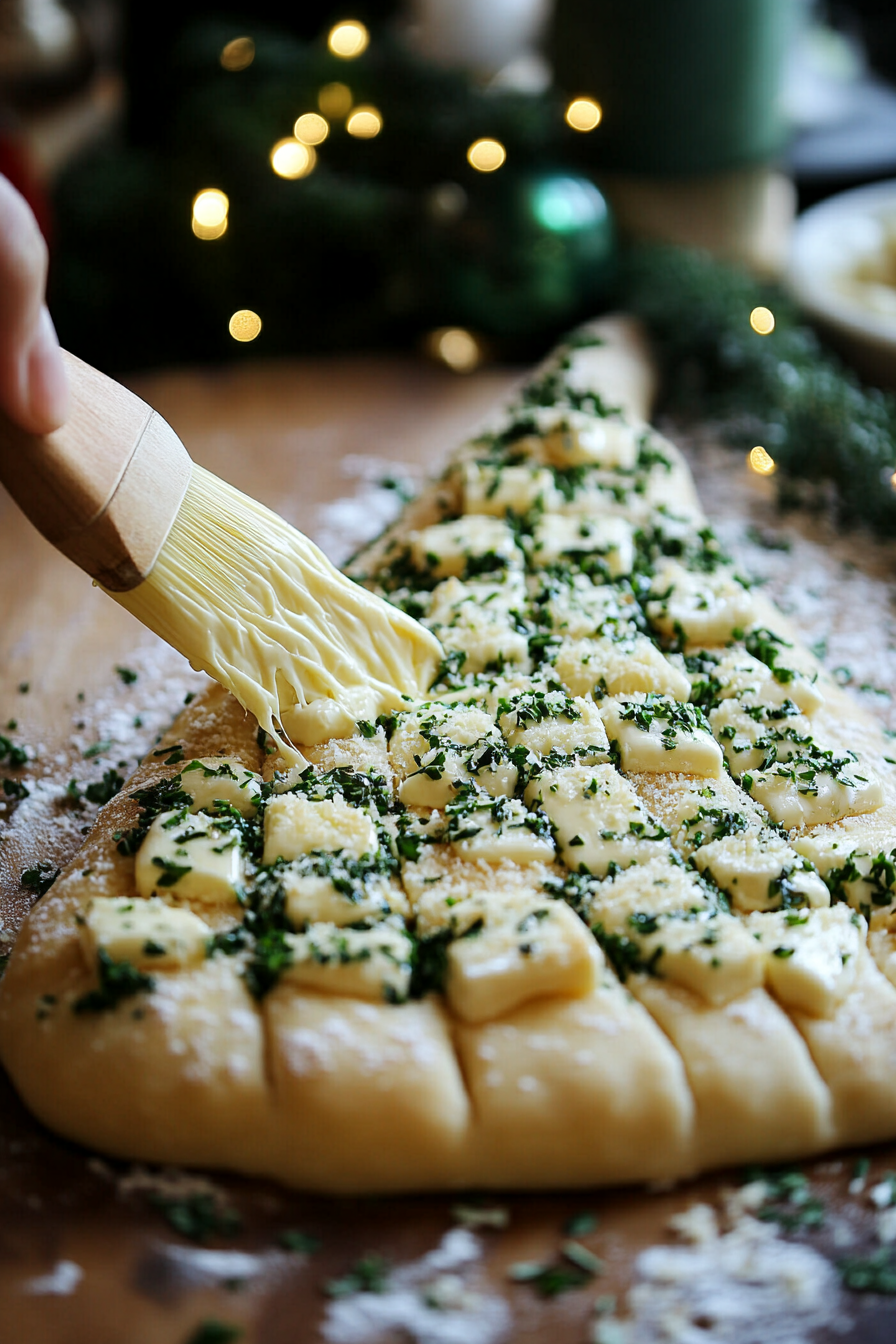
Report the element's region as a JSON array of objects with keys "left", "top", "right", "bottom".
[
  {"left": 21, "top": 862, "right": 60, "bottom": 896},
  {"left": 83, "top": 740, "right": 112, "bottom": 760},
  {"left": 508, "top": 1240, "right": 603, "bottom": 1297},
  {"left": 184, "top": 1318, "right": 244, "bottom": 1344},
  {"left": 325, "top": 1253, "right": 391, "bottom": 1297},
  {"left": 742, "top": 1166, "right": 825, "bottom": 1230},
  {"left": 839, "top": 1248, "right": 896, "bottom": 1294},
  {"left": 279, "top": 1229, "right": 321, "bottom": 1253},
  {"left": 150, "top": 1192, "right": 242, "bottom": 1242}
]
